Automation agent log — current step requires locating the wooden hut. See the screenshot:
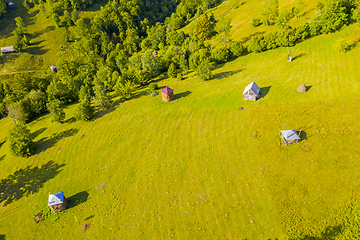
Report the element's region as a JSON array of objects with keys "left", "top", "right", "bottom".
[
  {"left": 153, "top": 50, "right": 158, "bottom": 57},
  {"left": 8, "top": 2, "right": 14, "bottom": 8},
  {"left": 243, "top": 81, "right": 260, "bottom": 101},
  {"left": 48, "top": 191, "right": 67, "bottom": 213},
  {"left": 281, "top": 124, "right": 301, "bottom": 146},
  {"left": 1, "top": 46, "right": 15, "bottom": 54},
  {"left": 50, "top": 65, "right": 57, "bottom": 72},
  {"left": 161, "top": 86, "right": 174, "bottom": 102}
]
